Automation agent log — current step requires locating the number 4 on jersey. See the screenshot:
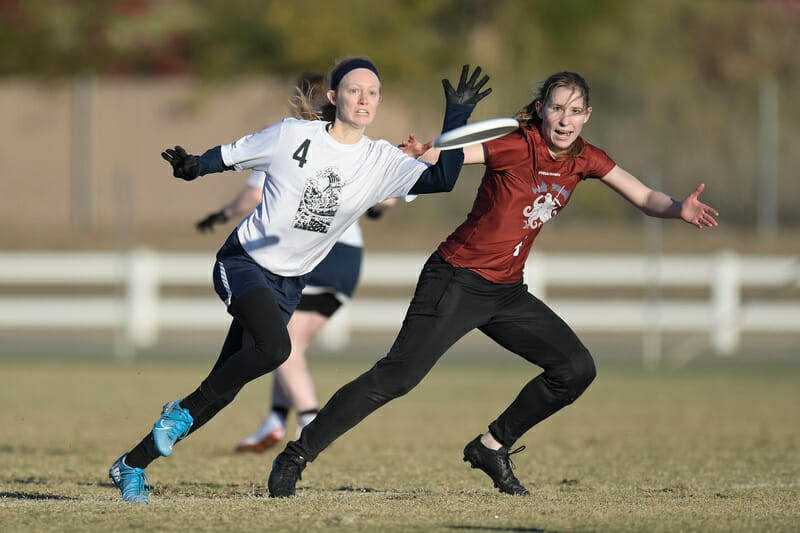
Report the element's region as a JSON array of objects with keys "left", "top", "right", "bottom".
[{"left": 293, "top": 139, "right": 311, "bottom": 168}]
